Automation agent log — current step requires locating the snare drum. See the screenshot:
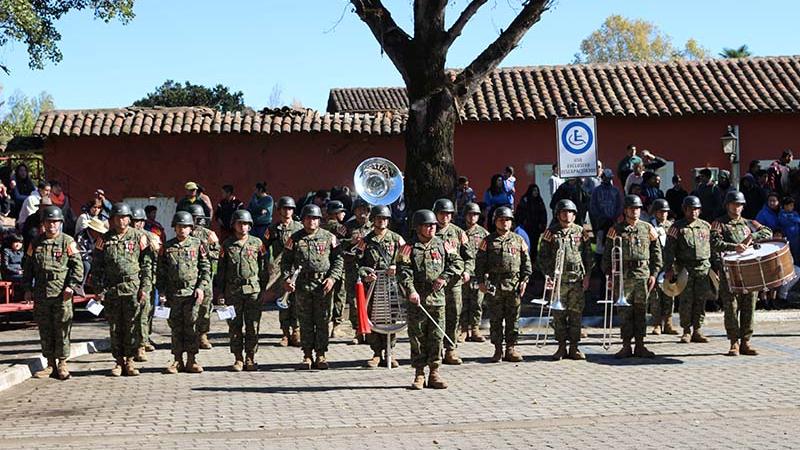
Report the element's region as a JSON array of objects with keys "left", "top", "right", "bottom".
[{"left": 722, "top": 240, "right": 797, "bottom": 294}]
